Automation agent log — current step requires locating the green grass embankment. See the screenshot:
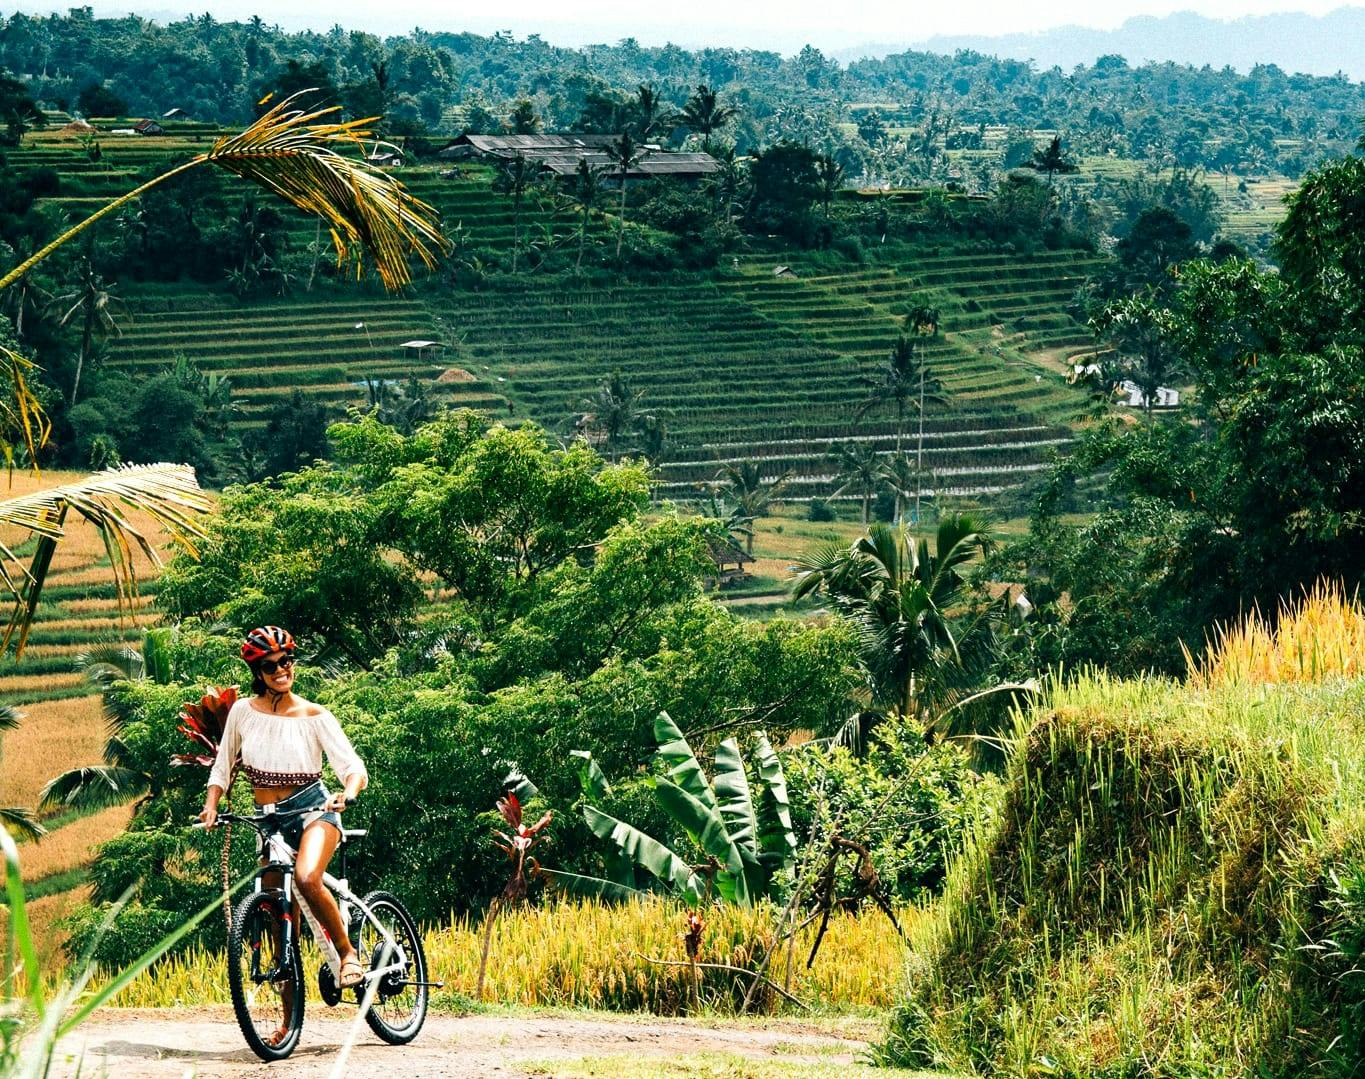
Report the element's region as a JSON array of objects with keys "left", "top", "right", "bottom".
[{"left": 880, "top": 668, "right": 1365, "bottom": 1076}]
